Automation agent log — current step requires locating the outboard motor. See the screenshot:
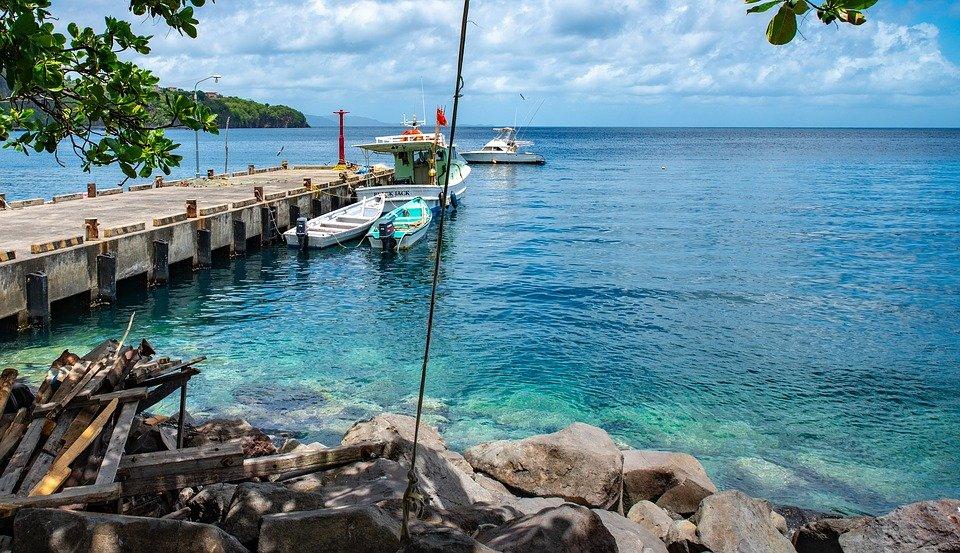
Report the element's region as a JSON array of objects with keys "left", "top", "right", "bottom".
[
  {"left": 378, "top": 221, "right": 397, "bottom": 252},
  {"left": 295, "top": 217, "right": 308, "bottom": 251}
]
